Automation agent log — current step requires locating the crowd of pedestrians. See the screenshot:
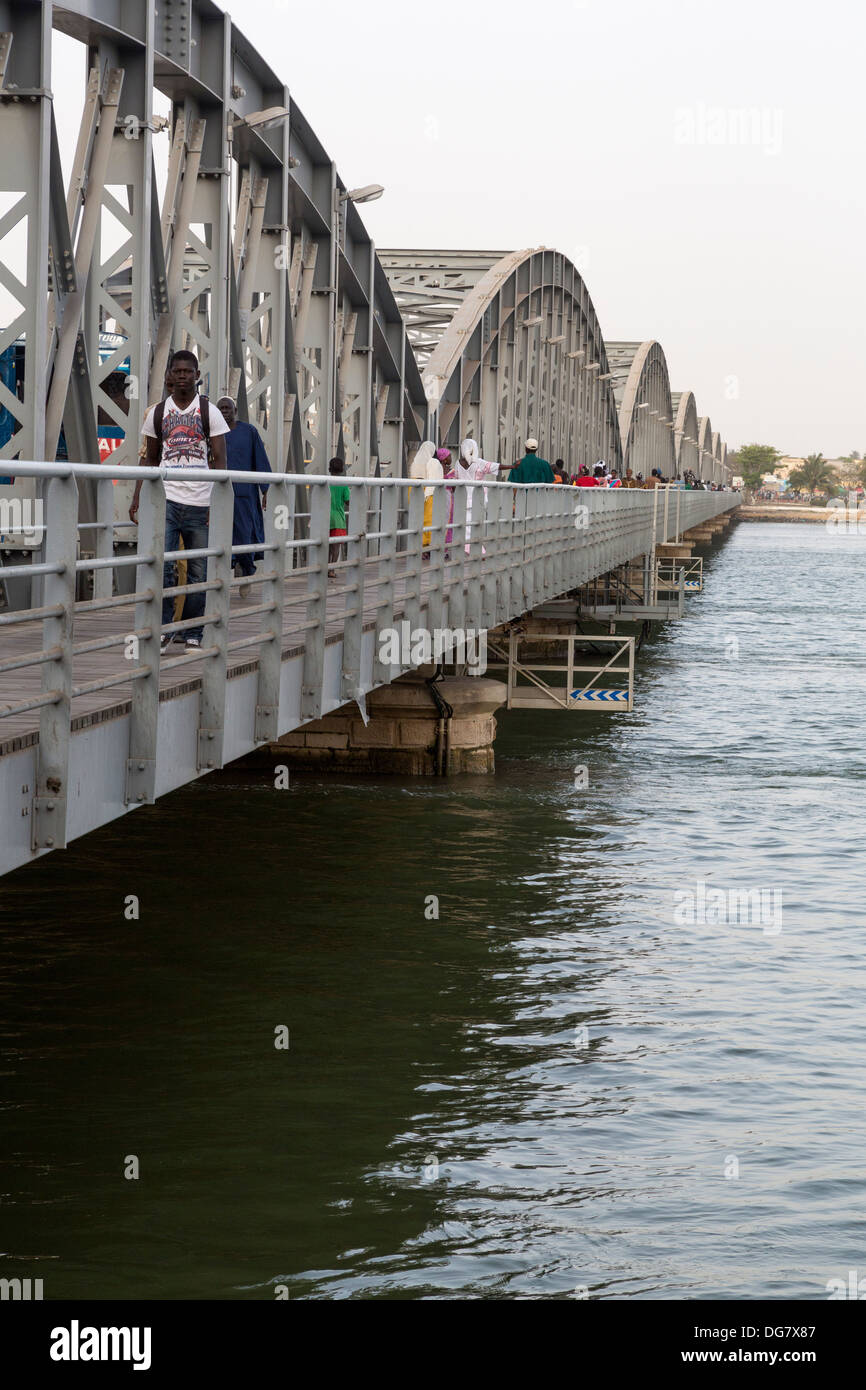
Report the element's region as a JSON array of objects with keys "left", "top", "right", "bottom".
[
  {"left": 129, "top": 354, "right": 729, "bottom": 638},
  {"left": 408, "top": 436, "right": 727, "bottom": 498}
]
